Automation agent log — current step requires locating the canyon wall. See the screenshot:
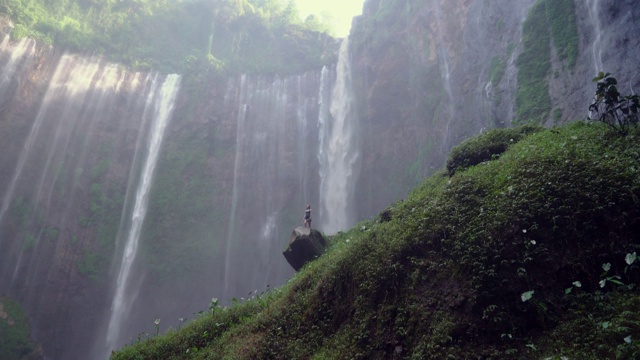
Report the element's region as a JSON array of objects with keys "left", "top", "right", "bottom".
[{"left": 0, "top": 0, "right": 639, "bottom": 358}]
